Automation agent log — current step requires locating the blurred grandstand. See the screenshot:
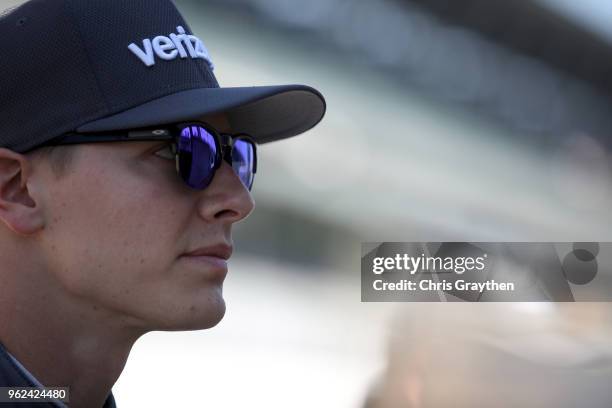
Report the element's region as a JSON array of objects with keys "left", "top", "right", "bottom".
[{"left": 171, "top": 0, "right": 612, "bottom": 271}]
